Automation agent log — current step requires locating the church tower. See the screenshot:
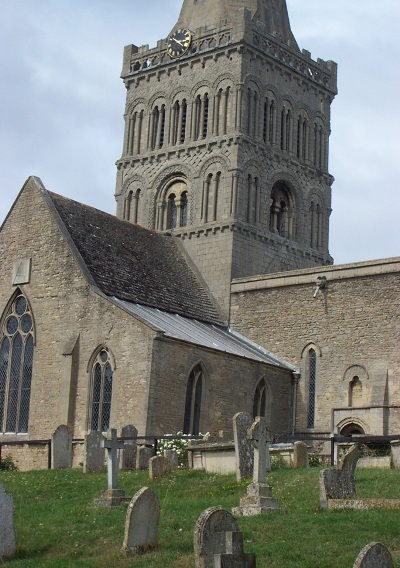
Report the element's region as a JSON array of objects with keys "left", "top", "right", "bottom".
[{"left": 115, "top": 0, "right": 337, "bottom": 316}]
